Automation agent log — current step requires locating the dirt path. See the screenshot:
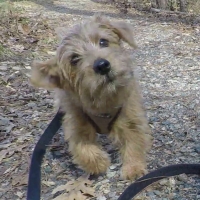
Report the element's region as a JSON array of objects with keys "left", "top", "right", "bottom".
[{"left": 0, "top": 0, "right": 200, "bottom": 199}]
